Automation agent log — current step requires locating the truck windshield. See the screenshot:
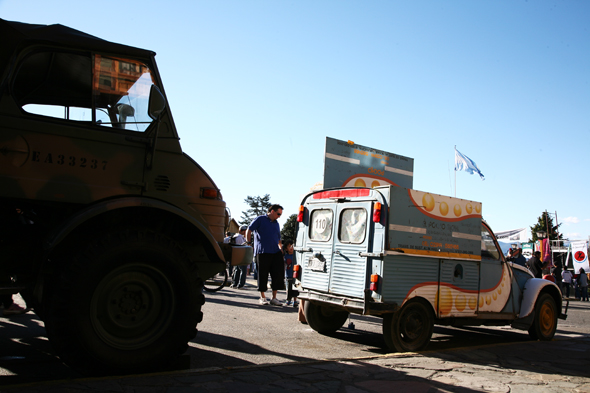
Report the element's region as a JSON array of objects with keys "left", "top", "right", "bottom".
[{"left": 13, "top": 50, "right": 157, "bottom": 132}]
